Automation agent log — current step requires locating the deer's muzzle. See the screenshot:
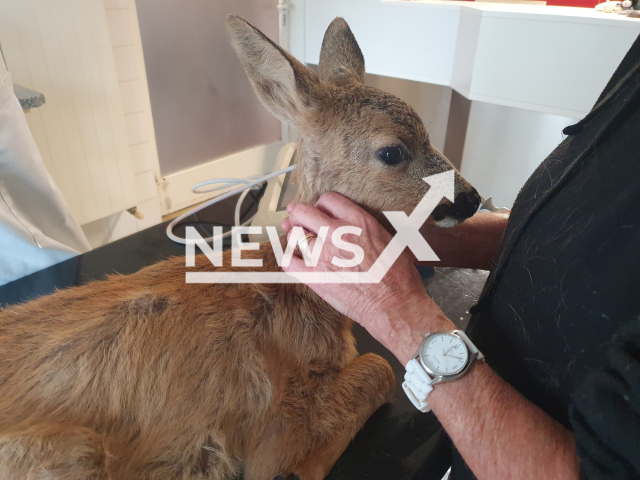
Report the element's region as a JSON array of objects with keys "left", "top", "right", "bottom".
[{"left": 431, "top": 189, "right": 481, "bottom": 224}]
